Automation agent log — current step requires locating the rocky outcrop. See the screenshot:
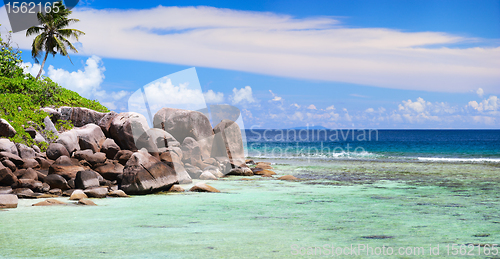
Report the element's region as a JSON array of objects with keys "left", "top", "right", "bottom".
[
  {"left": 73, "top": 124, "right": 106, "bottom": 152},
  {"left": 0, "top": 118, "right": 16, "bottom": 138},
  {"left": 212, "top": 119, "right": 245, "bottom": 167},
  {"left": 0, "top": 139, "right": 18, "bottom": 156},
  {"left": 101, "top": 138, "right": 120, "bottom": 159},
  {"left": 108, "top": 112, "right": 149, "bottom": 151},
  {"left": 15, "top": 143, "right": 36, "bottom": 159},
  {"left": 0, "top": 152, "right": 24, "bottom": 166},
  {"left": 58, "top": 106, "right": 107, "bottom": 127},
  {"left": 97, "top": 111, "right": 118, "bottom": 137},
  {"left": 0, "top": 165, "right": 17, "bottom": 186},
  {"left": 55, "top": 130, "right": 80, "bottom": 155},
  {"left": 43, "top": 116, "right": 58, "bottom": 135},
  {"left": 121, "top": 150, "right": 178, "bottom": 194},
  {"left": 44, "top": 174, "right": 70, "bottom": 190},
  {"left": 200, "top": 171, "right": 217, "bottom": 180},
  {"left": 48, "top": 156, "right": 85, "bottom": 180},
  {"left": 94, "top": 161, "right": 124, "bottom": 182},
  {"left": 46, "top": 143, "right": 70, "bottom": 160},
  {"left": 75, "top": 170, "right": 100, "bottom": 190},
  {"left": 153, "top": 108, "right": 213, "bottom": 159}
]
